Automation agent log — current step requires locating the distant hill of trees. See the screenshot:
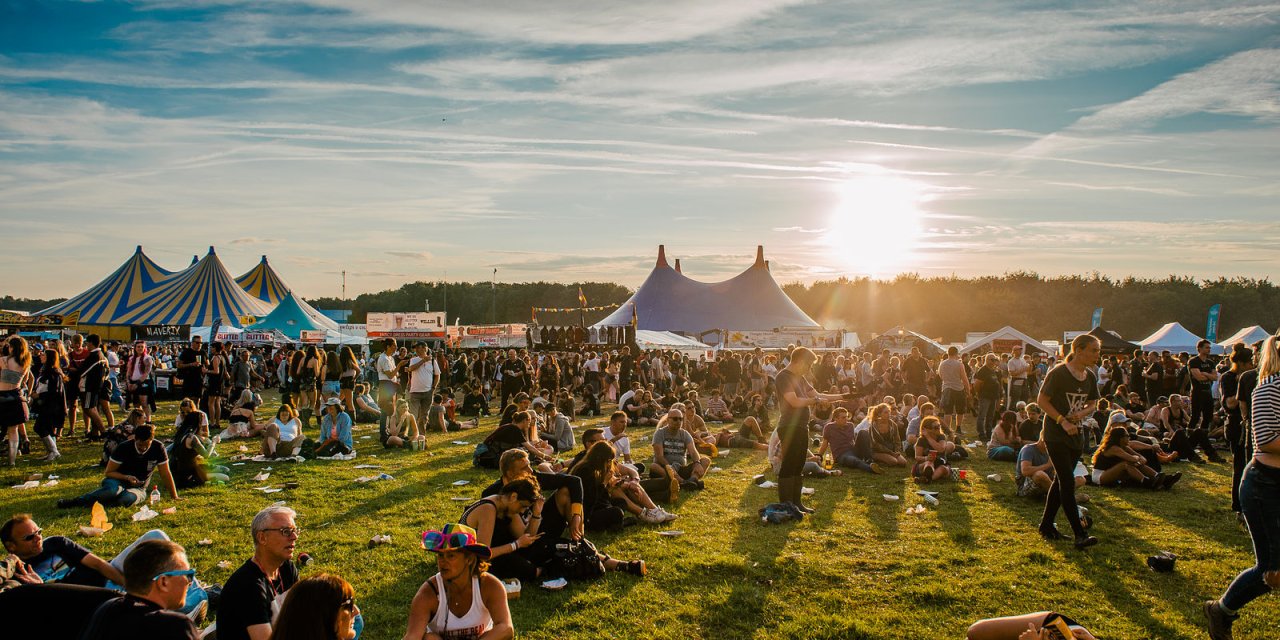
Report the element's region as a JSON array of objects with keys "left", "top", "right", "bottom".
[
  {"left": 8, "top": 273, "right": 1277, "bottom": 345},
  {"left": 783, "top": 273, "right": 1280, "bottom": 344}
]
